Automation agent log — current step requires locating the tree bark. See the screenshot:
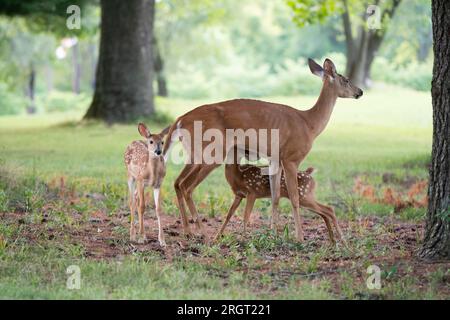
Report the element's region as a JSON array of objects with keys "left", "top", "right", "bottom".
[
  {"left": 153, "top": 36, "right": 168, "bottom": 97},
  {"left": 26, "top": 63, "right": 36, "bottom": 114},
  {"left": 418, "top": 0, "right": 450, "bottom": 262},
  {"left": 84, "top": 0, "right": 155, "bottom": 123}
]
